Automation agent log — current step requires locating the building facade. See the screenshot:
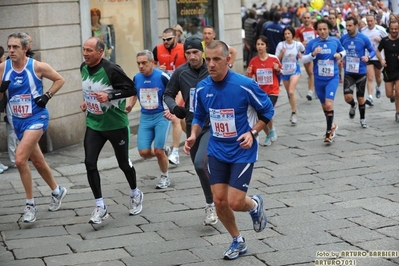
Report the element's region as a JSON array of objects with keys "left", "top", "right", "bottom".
[{"left": 0, "top": 0, "right": 242, "bottom": 152}]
